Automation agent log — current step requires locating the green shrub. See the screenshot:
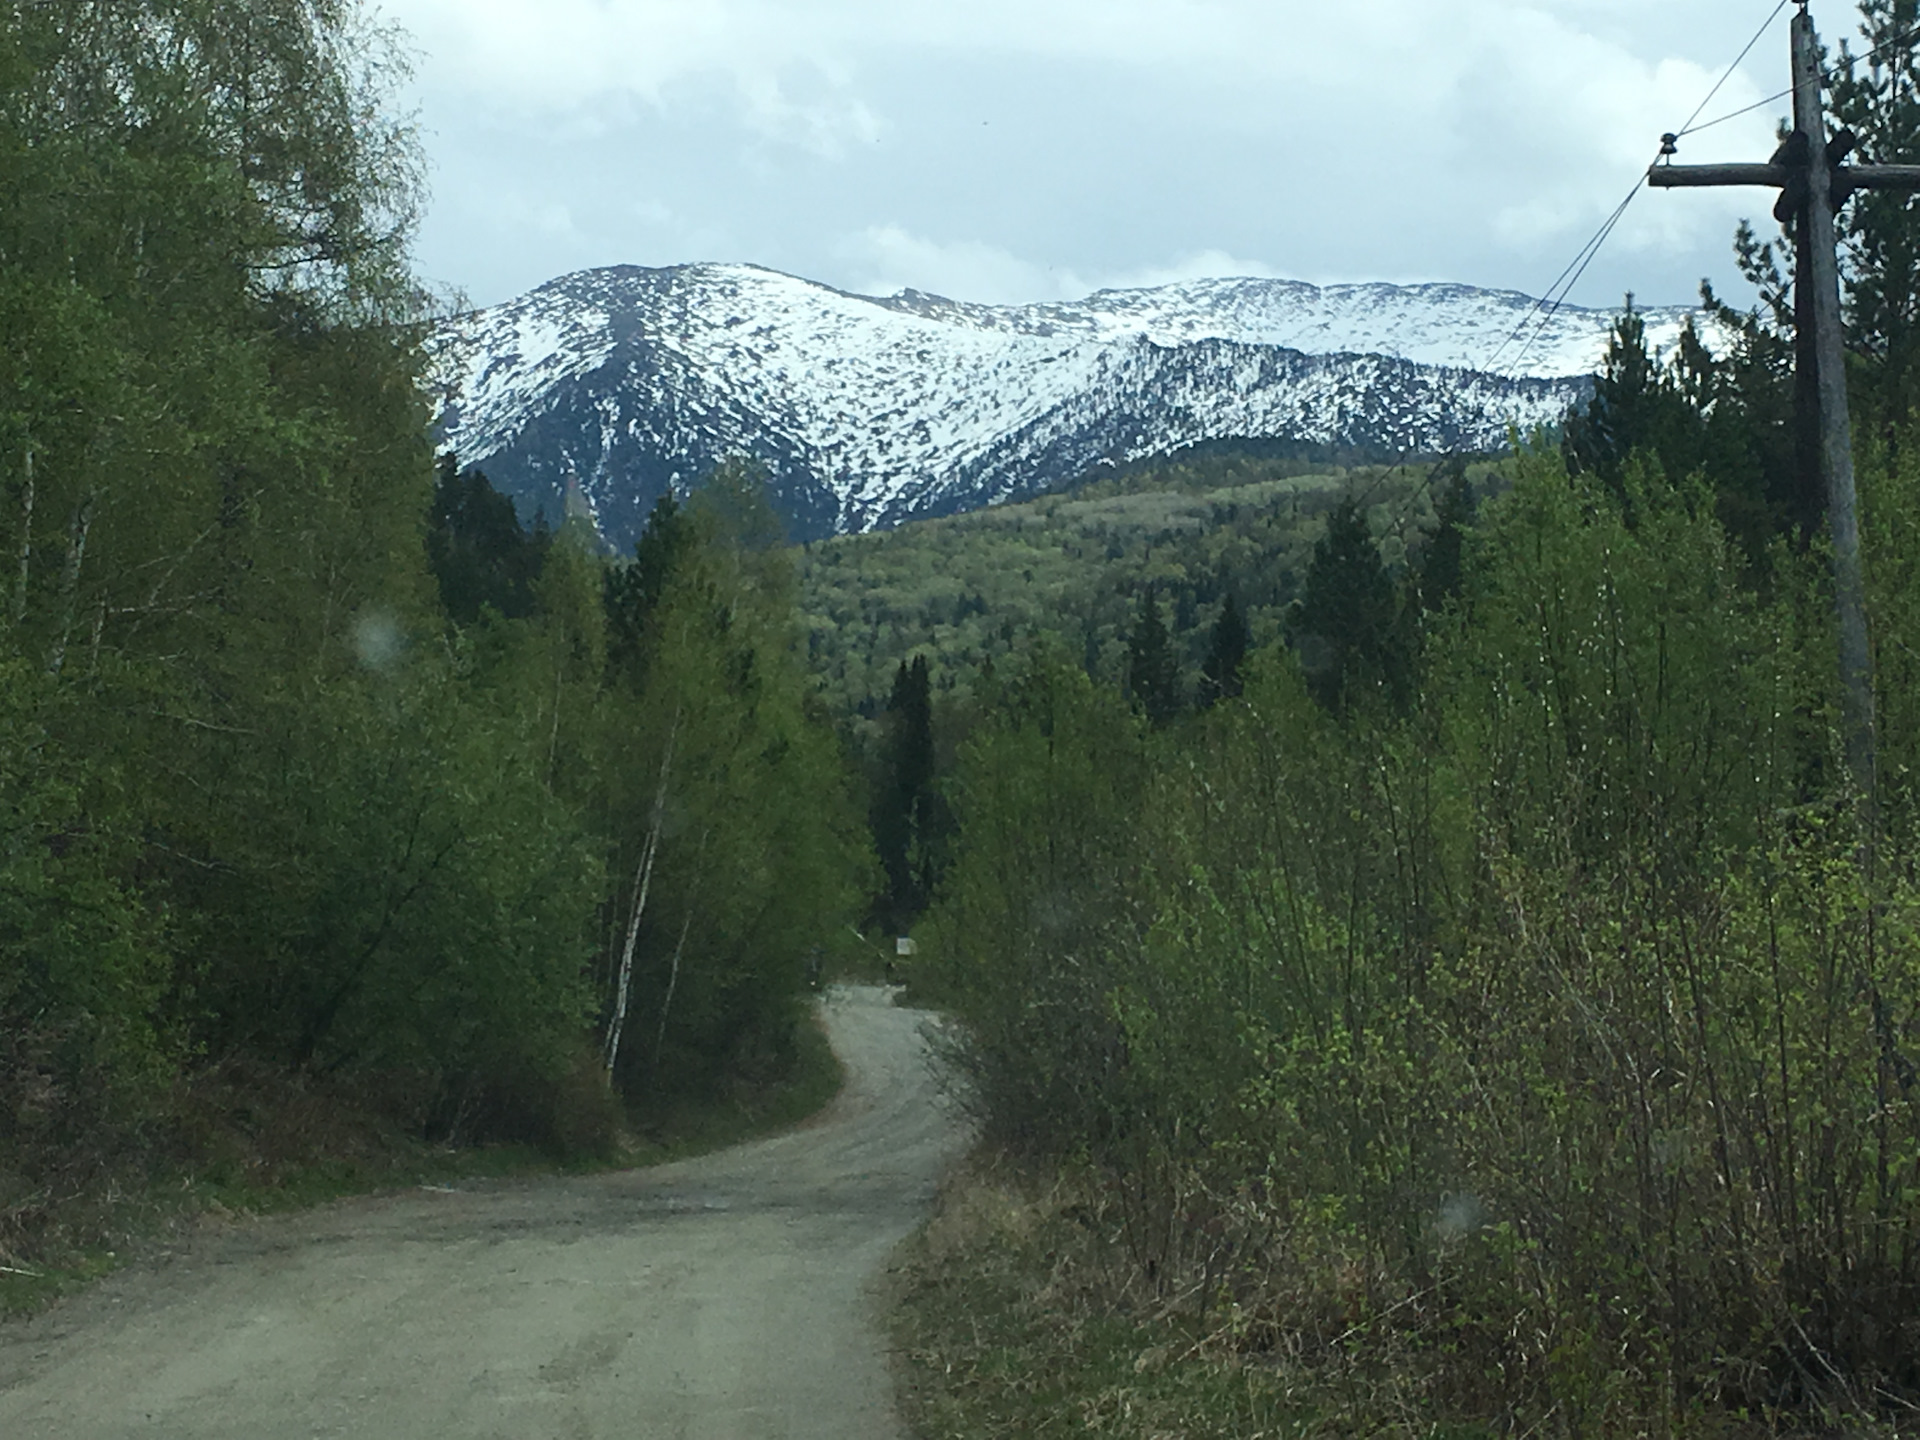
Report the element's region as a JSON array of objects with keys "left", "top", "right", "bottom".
[{"left": 926, "top": 448, "right": 1920, "bottom": 1432}]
